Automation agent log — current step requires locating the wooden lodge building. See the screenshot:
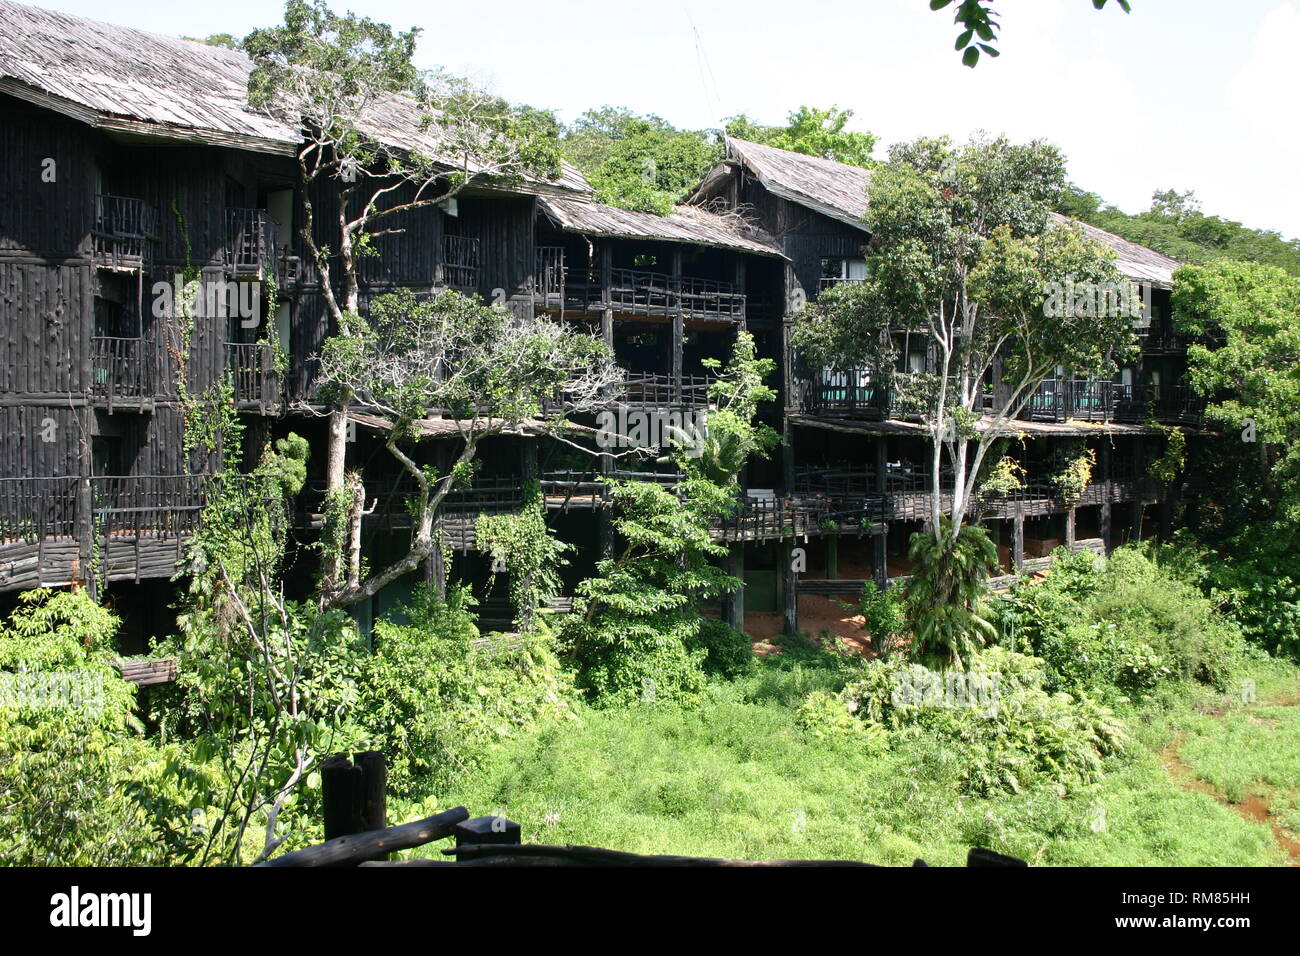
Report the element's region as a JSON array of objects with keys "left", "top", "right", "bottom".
[{"left": 0, "top": 1, "right": 1201, "bottom": 647}]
